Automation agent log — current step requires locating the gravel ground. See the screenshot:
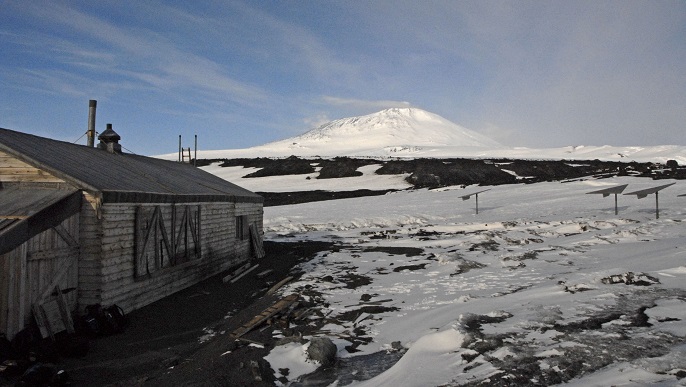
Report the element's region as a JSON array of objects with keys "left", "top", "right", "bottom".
[{"left": 30, "top": 240, "right": 334, "bottom": 387}]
